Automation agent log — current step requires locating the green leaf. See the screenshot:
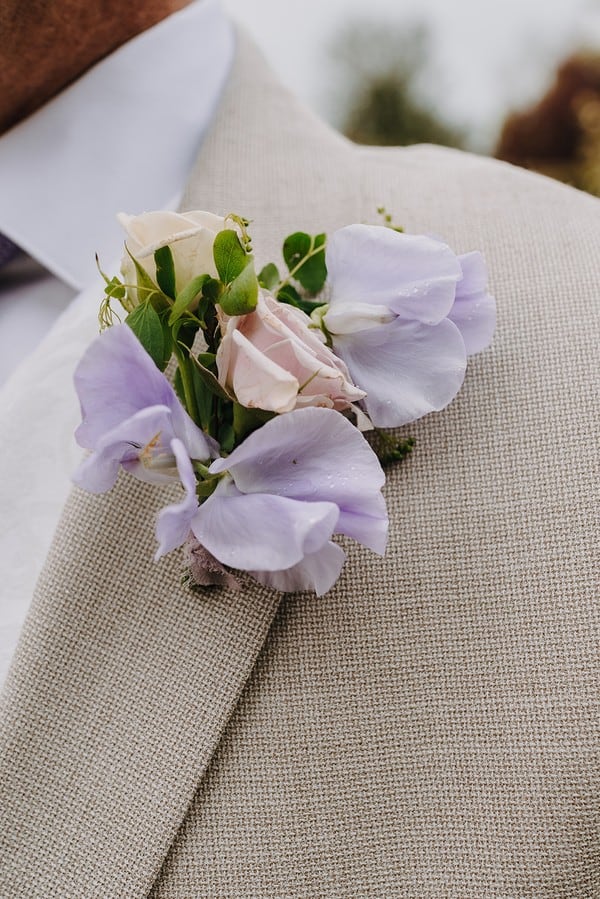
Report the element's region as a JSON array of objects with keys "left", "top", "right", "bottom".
[
  {"left": 233, "top": 403, "right": 275, "bottom": 443},
  {"left": 169, "top": 274, "right": 210, "bottom": 325},
  {"left": 218, "top": 420, "right": 236, "bottom": 454},
  {"left": 277, "top": 283, "right": 303, "bottom": 307},
  {"left": 173, "top": 345, "right": 213, "bottom": 429},
  {"left": 173, "top": 368, "right": 186, "bottom": 406},
  {"left": 154, "top": 246, "right": 176, "bottom": 299},
  {"left": 213, "top": 229, "right": 249, "bottom": 284},
  {"left": 188, "top": 352, "right": 232, "bottom": 402},
  {"left": 189, "top": 360, "right": 215, "bottom": 434},
  {"left": 220, "top": 262, "right": 259, "bottom": 316},
  {"left": 123, "top": 245, "right": 170, "bottom": 312},
  {"left": 258, "top": 262, "right": 280, "bottom": 290},
  {"left": 104, "top": 276, "right": 126, "bottom": 300},
  {"left": 282, "top": 232, "right": 327, "bottom": 295},
  {"left": 157, "top": 310, "right": 174, "bottom": 371},
  {"left": 195, "top": 476, "right": 220, "bottom": 499},
  {"left": 199, "top": 302, "right": 220, "bottom": 355},
  {"left": 95, "top": 254, "right": 112, "bottom": 285},
  {"left": 172, "top": 317, "right": 199, "bottom": 351},
  {"left": 125, "top": 245, "right": 158, "bottom": 296},
  {"left": 126, "top": 302, "right": 165, "bottom": 370},
  {"left": 202, "top": 277, "right": 223, "bottom": 304},
  {"left": 283, "top": 232, "right": 310, "bottom": 272},
  {"left": 277, "top": 284, "right": 323, "bottom": 317}
]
